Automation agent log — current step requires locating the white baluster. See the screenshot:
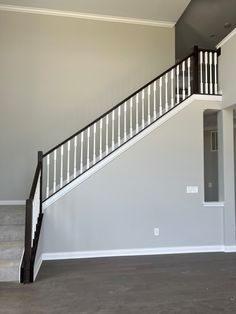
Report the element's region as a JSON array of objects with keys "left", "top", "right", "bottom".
[
  {"left": 209, "top": 52, "right": 213, "bottom": 94},
  {"left": 124, "top": 102, "right": 127, "bottom": 142},
  {"left": 80, "top": 132, "right": 84, "bottom": 173},
  {"left": 159, "top": 77, "right": 163, "bottom": 115},
  {"left": 176, "top": 66, "right": 180, "bottom": 104},
  {"left": 118, "top": 106, "right": 121, "bottom": 146},
  {"left": 46, "top": 154, "right": 50, "bottom": 198},
  {"left": 106, "top": 115, "right": 109, "bottom": 154},
  {"left": 112, "top": 110, "right": 115, "bottom": 150},
  {"left": 130, "top": 98, "right": 133, "bottom": 137},
  {"left": 99, "top": 120, "right": 102, "bottom": 159},
  {"left": 67, "top": 141, "right": 70, "bottom": 183},
  {"left": 136, "top": 94, "right": 139, "bottom": 133},
  {"left": 200, "top": 51, "right": 203, "bottom": 93},
  {"left": 153, "top": 81, "right": 157, "bottom": 119},
  {"left": 93, "top": 123, "right": 96, "bottom": 164},
  {"left": 53, "top": 150, "right": 57, "bottom": 193},
  {"left": 182, "top": 61, "right": 186, "bottom": 100},
  {"left": 165, "top": 73, "right": 168, "bottom": 111},
  {"left": 142, "top": 90, "right": 145, "bottom": 129},
  {"left": 73, "top": 136, "right": 77, "bottom": 178},
  {"left": 148, "top": 86, "right": 151, "bottom": 124},
  {"left": 205, "top": 52, "right": 208, "bottom": 94},
  {"left": 187, "top": 58, "right": 191, "bottom": 96},
  {"left": 171, "top": 69, "right": 174, "bottom": 108},
  {"left": 60, "top": 146, "right": 63, "bottom": 188},
  {"left": 87, "top": 127, "right": 90, "bottom": 169},
  {"left": 214, "top": 52, "right": 218, "bottom": 94}
]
